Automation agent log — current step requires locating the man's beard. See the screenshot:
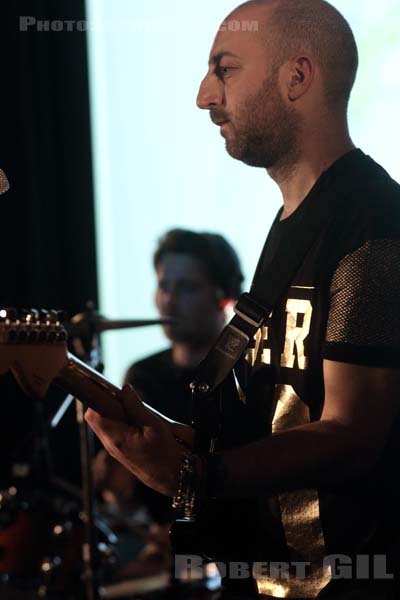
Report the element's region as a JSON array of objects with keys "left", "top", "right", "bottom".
[{"left": 223, "top": 71, "right": 302, "bottom": 170}]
